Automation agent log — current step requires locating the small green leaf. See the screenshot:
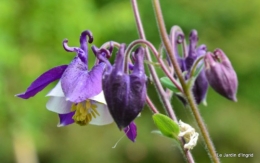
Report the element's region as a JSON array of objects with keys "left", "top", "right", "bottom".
[
  {"left": 152, "top": 113, "right": 180, "bottom": 139},
  {"left": 160, "top": 77, "right": 180, "bottom": 93}
]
